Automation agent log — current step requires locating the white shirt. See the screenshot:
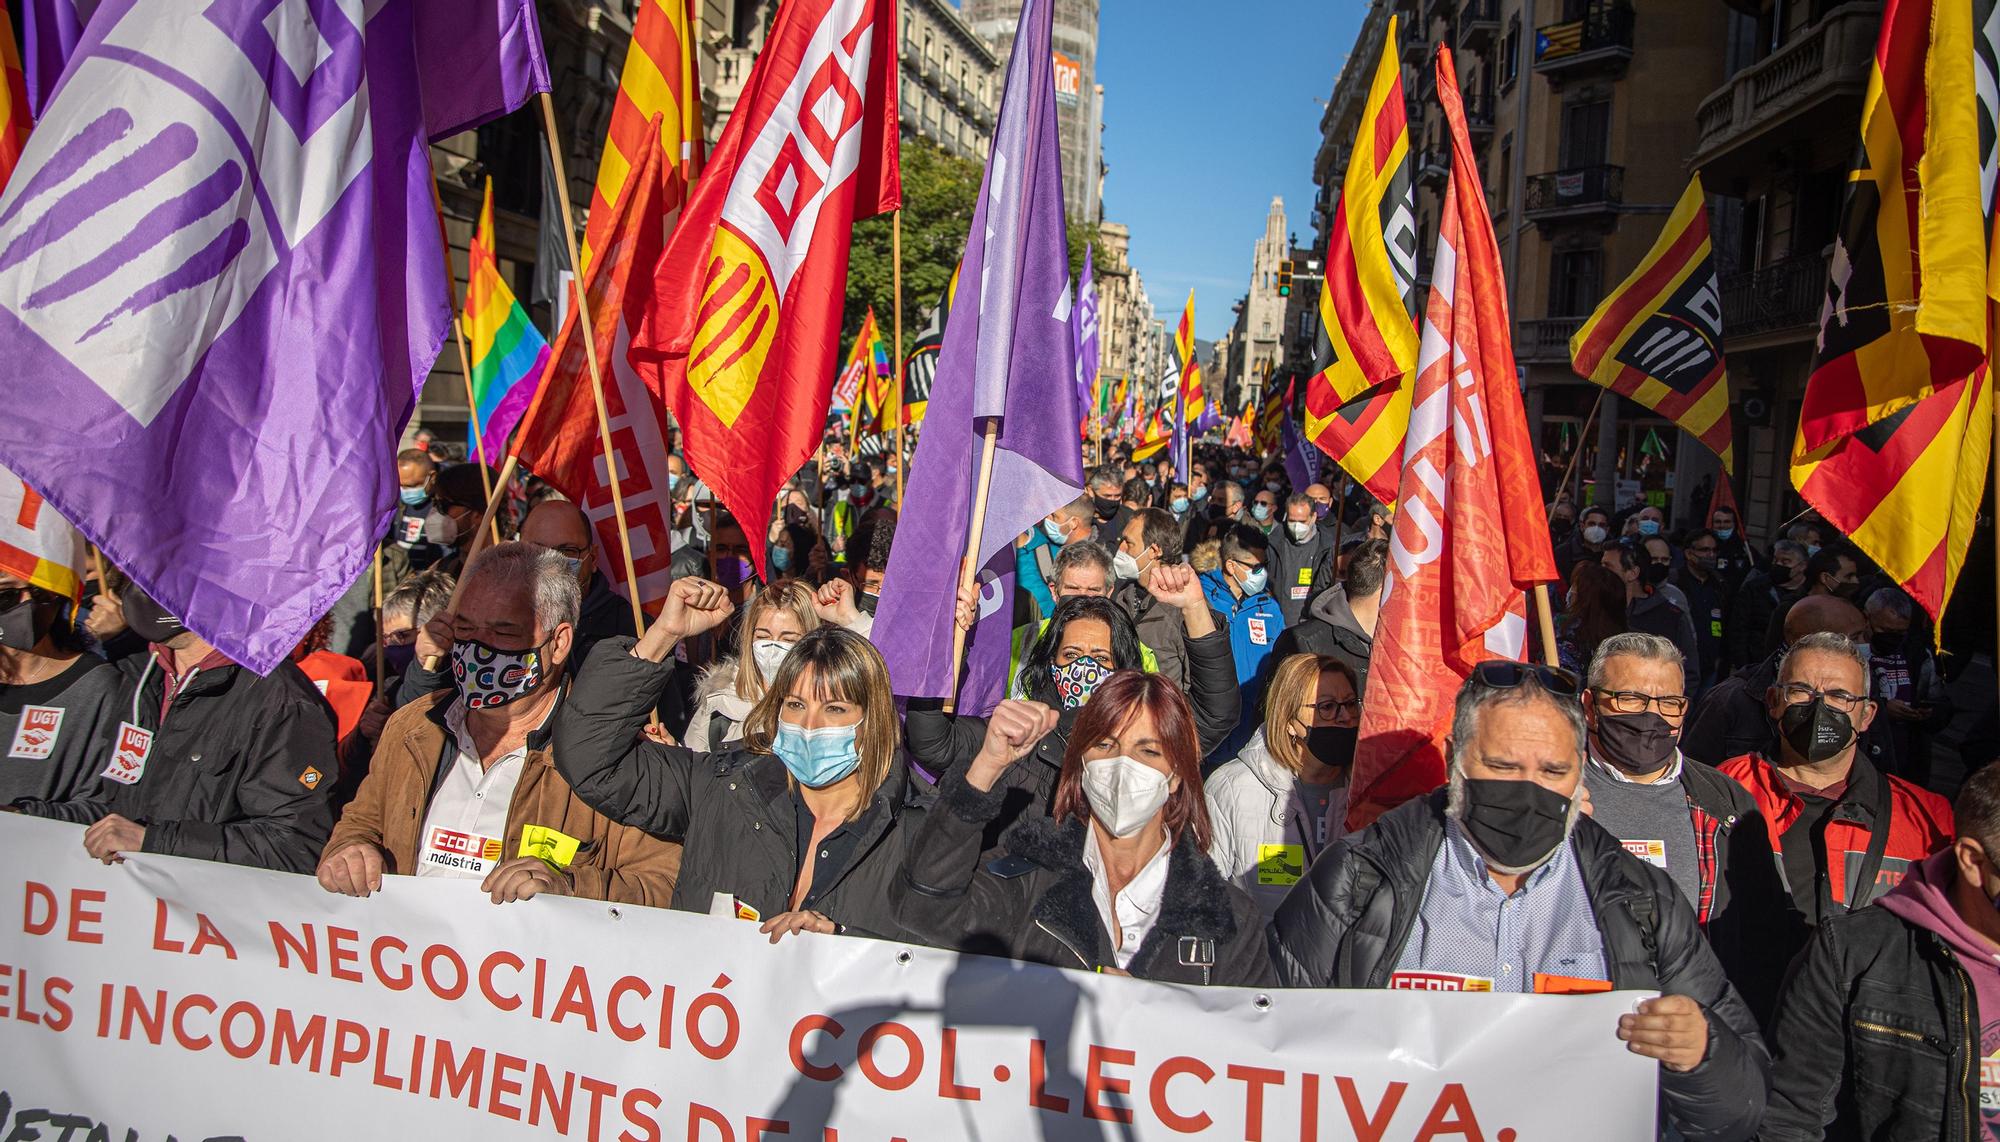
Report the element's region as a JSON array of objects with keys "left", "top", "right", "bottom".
[
  {"left": 412, "top": 699, "right": 542, "bottom": 880},
  {"left": 1082, "top": 827, "right": 1173, "bottom": 969}
]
